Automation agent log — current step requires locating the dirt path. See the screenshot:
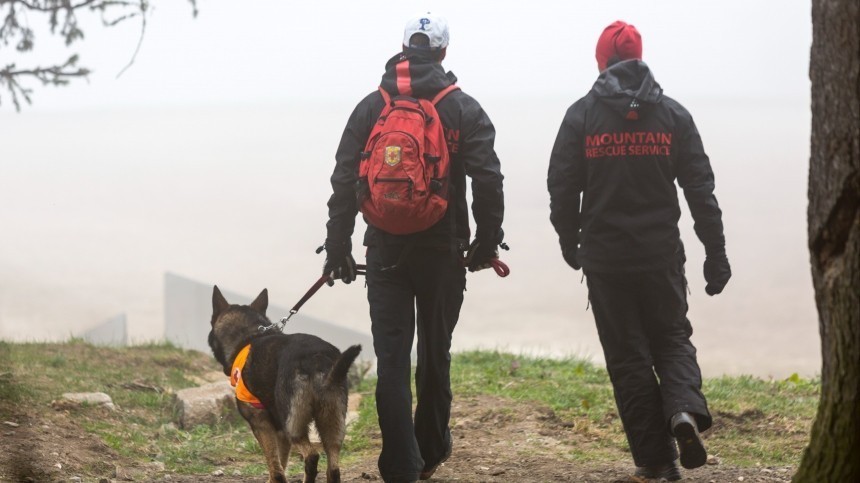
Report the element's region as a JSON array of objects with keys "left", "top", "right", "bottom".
[{"left": 2, "top": 394, "right": 795, "bottom": 483}]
